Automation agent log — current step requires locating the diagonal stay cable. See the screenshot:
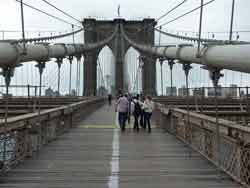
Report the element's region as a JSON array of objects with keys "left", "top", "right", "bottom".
[
  {"left": 157, "top": 0, "right": 215, "bottom": 28},
  {"left": 132, "top": 0, "right": 187, "bottom": 35},
  {"left": 156, "top": 0, "right": 187, "bottom": 22},
  {"left": 40, "top": 0, "right": 82, "bottom": 24},
  {"left": 16, "top": 0, "right": 82, "bottom": 28}
]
